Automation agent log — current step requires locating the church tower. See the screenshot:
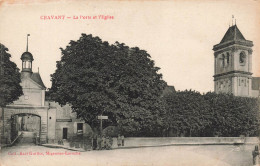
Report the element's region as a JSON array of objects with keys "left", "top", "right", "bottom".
[{"left": 213, "top": 24, "right": 253, "bottom": 97}]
